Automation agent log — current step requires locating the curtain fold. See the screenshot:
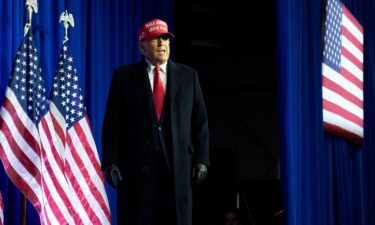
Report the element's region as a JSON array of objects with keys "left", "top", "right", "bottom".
[
  {"left": 0, "top": 1, "right": 174, "bottom": 224},
  {"left": 277, "top": 0, "right": 375, "bottom": 224}
]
